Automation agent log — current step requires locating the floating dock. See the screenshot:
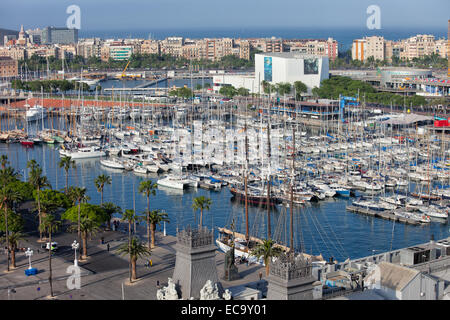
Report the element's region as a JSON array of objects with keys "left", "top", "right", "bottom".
[{"left": 346, "top": 205, "right": 421, "bottom": 226}]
